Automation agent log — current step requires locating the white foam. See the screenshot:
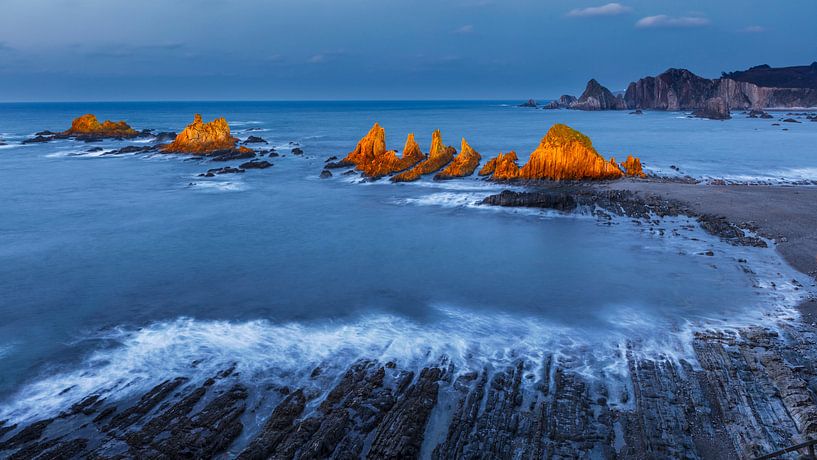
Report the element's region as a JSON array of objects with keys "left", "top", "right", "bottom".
[{"left": 188, "top": 180, "right": 246, "bottom": 192}]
